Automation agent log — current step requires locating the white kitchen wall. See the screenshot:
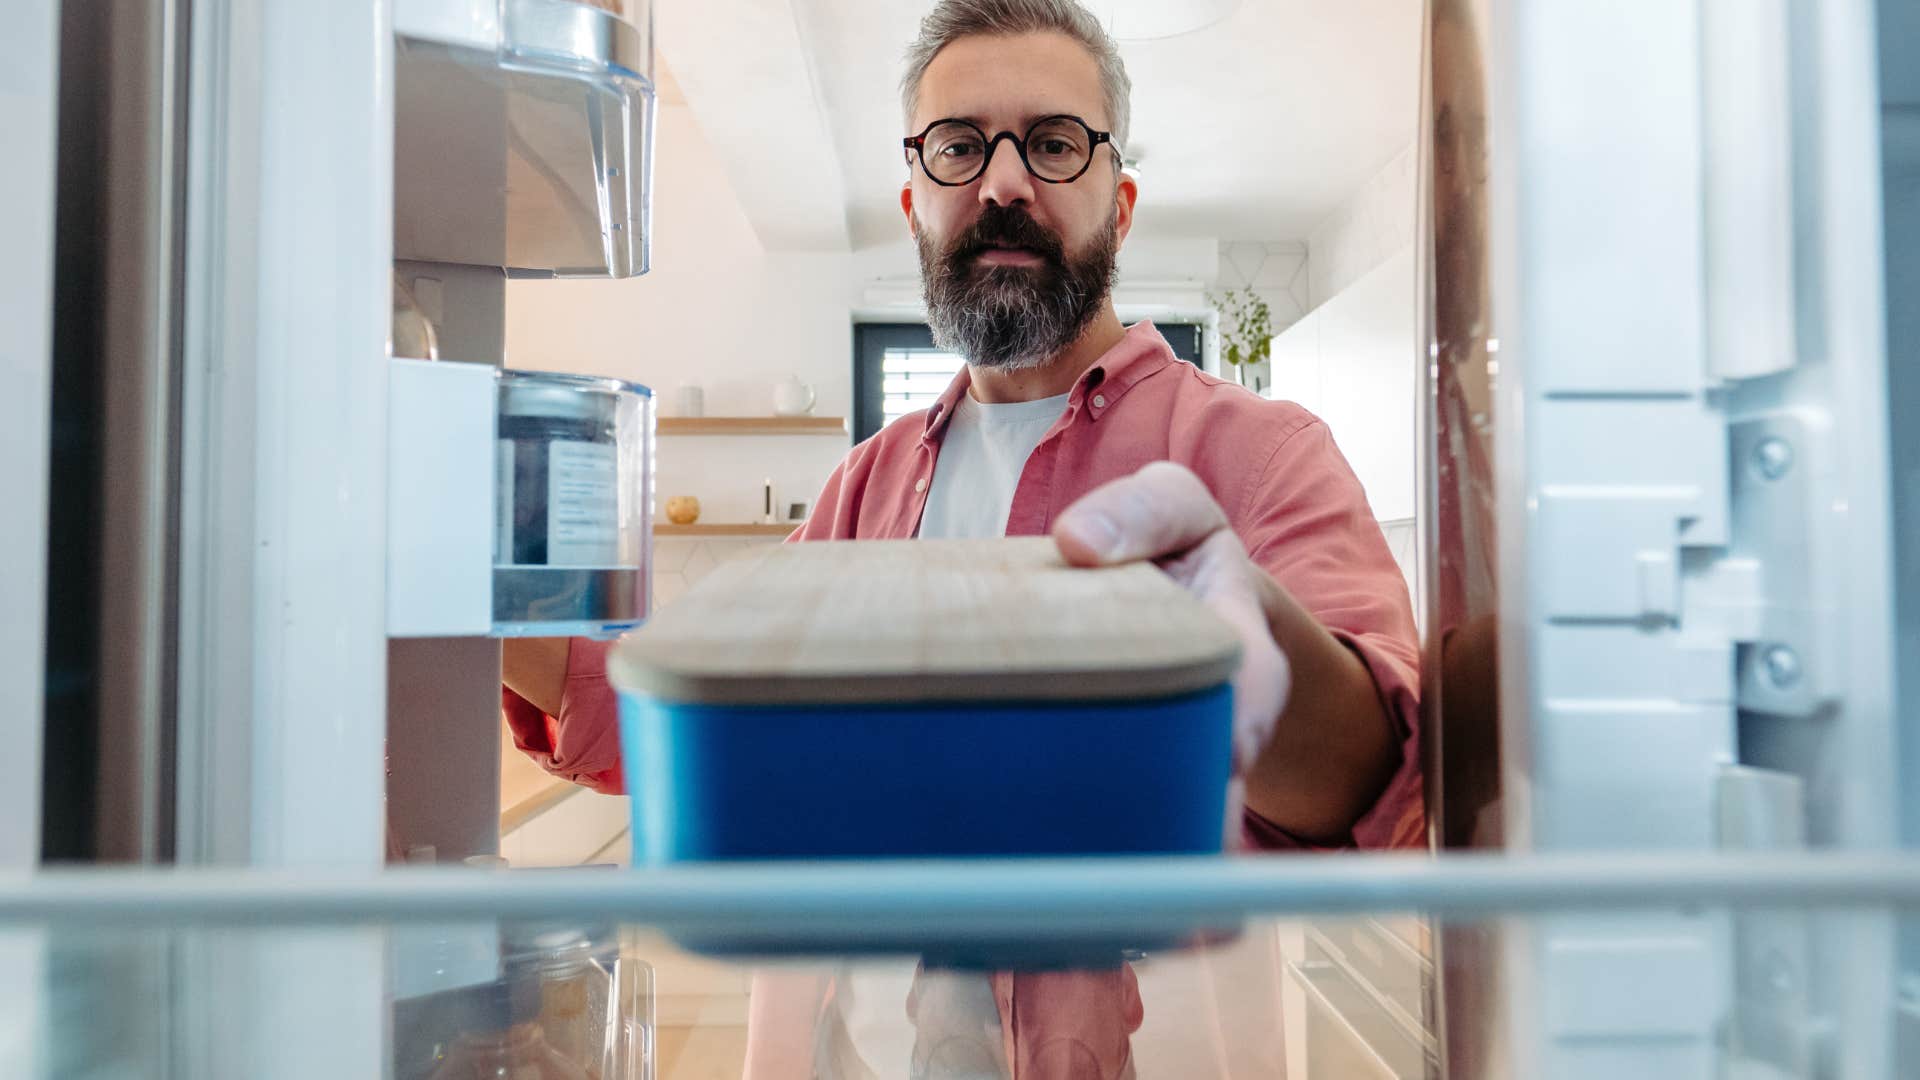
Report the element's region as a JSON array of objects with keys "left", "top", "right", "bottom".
[
  {"left": 1196, "top": 143, "right": 1417, "bottom": 398},
  {"left": 1269, "top": 245, "right": 1417, "bottom": 525},
  {"left": 1307, "top": 141, "right": 1417, "bottom": 308},
  {"left": 1216, "top": 241, "right": 1312, "bottom": 331},
  {"left": 1209, "top": 240, "right": 1309, "bottom": 393},
  {"left": 653, "top": 536, "right": 786, "bottom": 610},
  {"left": 1273, "top": 140, "right": 1422, "bottom": 607}
]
